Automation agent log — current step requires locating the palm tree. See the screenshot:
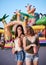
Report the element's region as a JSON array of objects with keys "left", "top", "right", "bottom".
[{"left": 0, "top": 14, "right": 12, "bottom": 41}]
